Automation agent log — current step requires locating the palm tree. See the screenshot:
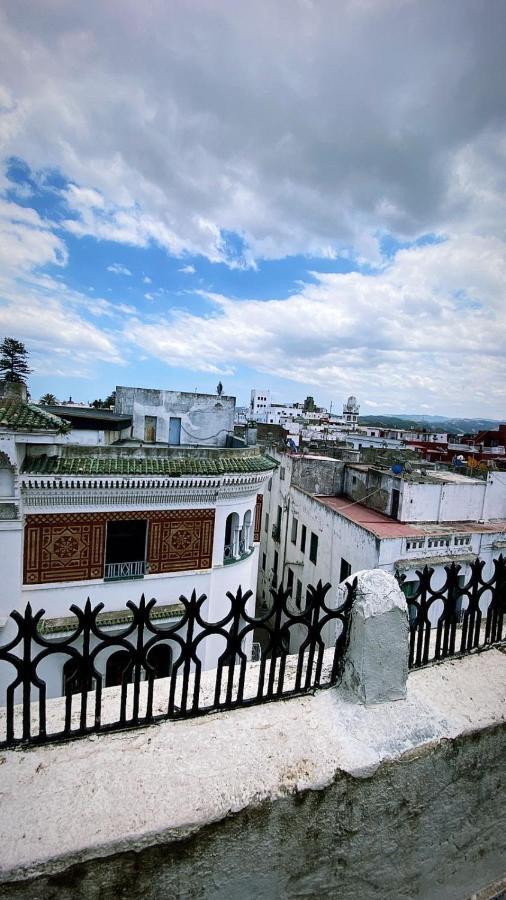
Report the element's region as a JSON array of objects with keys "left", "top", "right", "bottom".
[{"left": 39, "top": 393, "right": 58, "bottom": 406}]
